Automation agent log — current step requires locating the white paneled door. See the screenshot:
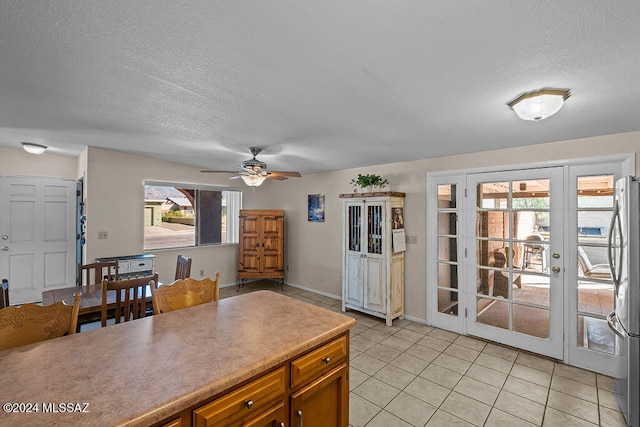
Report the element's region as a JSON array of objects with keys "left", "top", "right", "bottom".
[{"left": 0, "top": 176, "right": 77, "bottom": 304}]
